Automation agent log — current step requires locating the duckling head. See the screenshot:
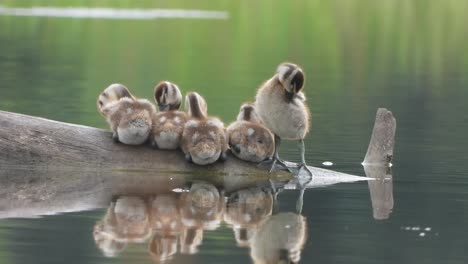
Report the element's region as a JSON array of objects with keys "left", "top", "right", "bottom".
[
  {"left": 97, "top": 83, "right": 134, "bottom": 113},
  {"left": 276, "top": 63, "right": 305, "bottom": 102},
  {"left": 154, "top": 81, "right": 182, "bottom": 111},
  {"left": 237, "top": 103, "right": 261, "bottom": 123},
  {"left": 185, "top": 92, "right": 208, "bottom": 119}
]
